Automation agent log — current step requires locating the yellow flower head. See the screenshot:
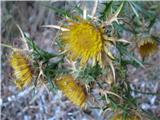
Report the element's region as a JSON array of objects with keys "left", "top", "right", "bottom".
[
  {"left": 113, "top": 113, "right": 140, "bottom": 120},
  {"left": 55, "top": 75, "right": 87, "bottom": 107},
  {"left": 10, "top": 51, "right": 33, "bottom": 89},
  {"left": 138, "top": 36, "right": 158, "bottom": 58},
  {"left": 61, "top": 18, "right": 113, "bottom": 66}
]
